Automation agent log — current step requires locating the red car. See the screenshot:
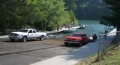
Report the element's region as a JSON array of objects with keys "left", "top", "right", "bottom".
[{"left": 64, "top": 33, "right": 90, "bottom": 46}]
